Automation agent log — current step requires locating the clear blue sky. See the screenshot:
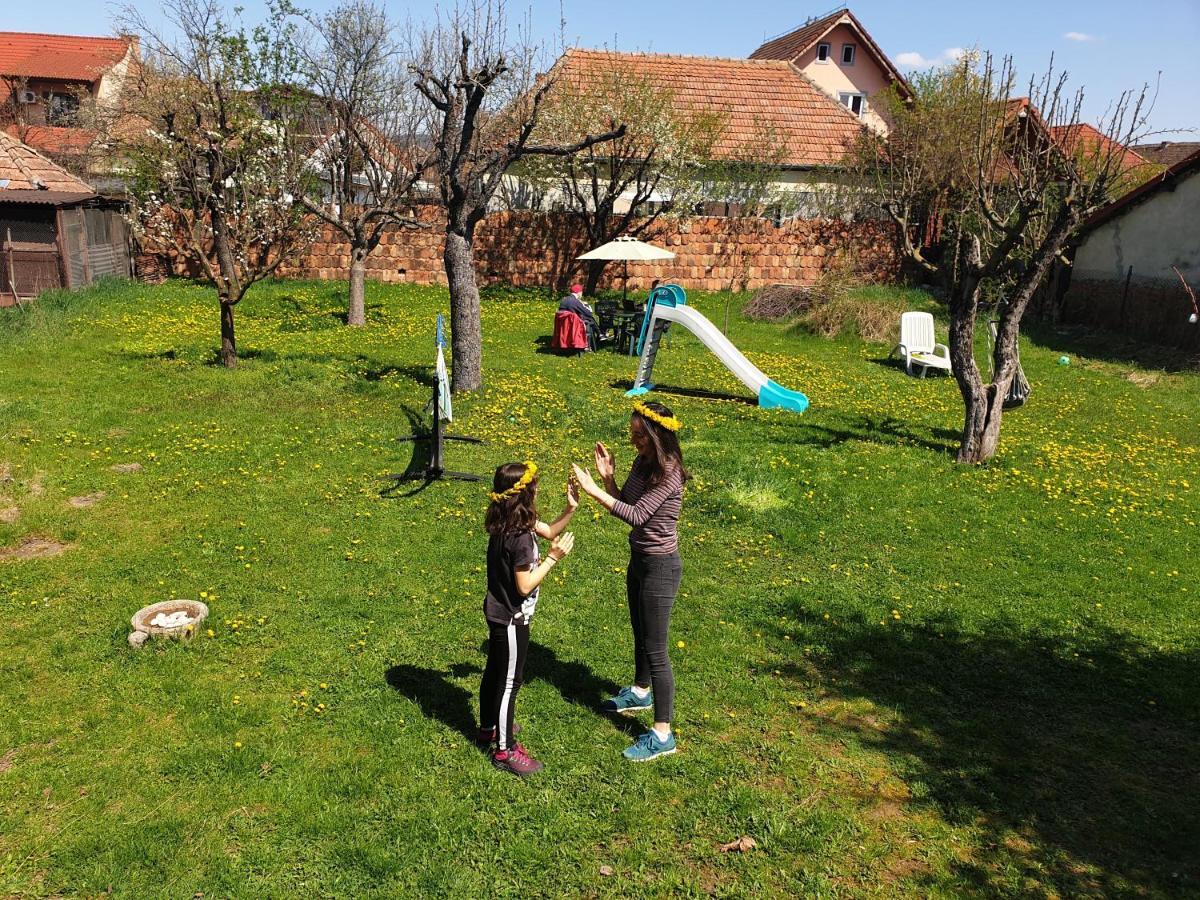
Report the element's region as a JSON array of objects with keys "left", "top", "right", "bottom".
[{"left": 9, "top": 0, "right": 1198, "bottom": 134}]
